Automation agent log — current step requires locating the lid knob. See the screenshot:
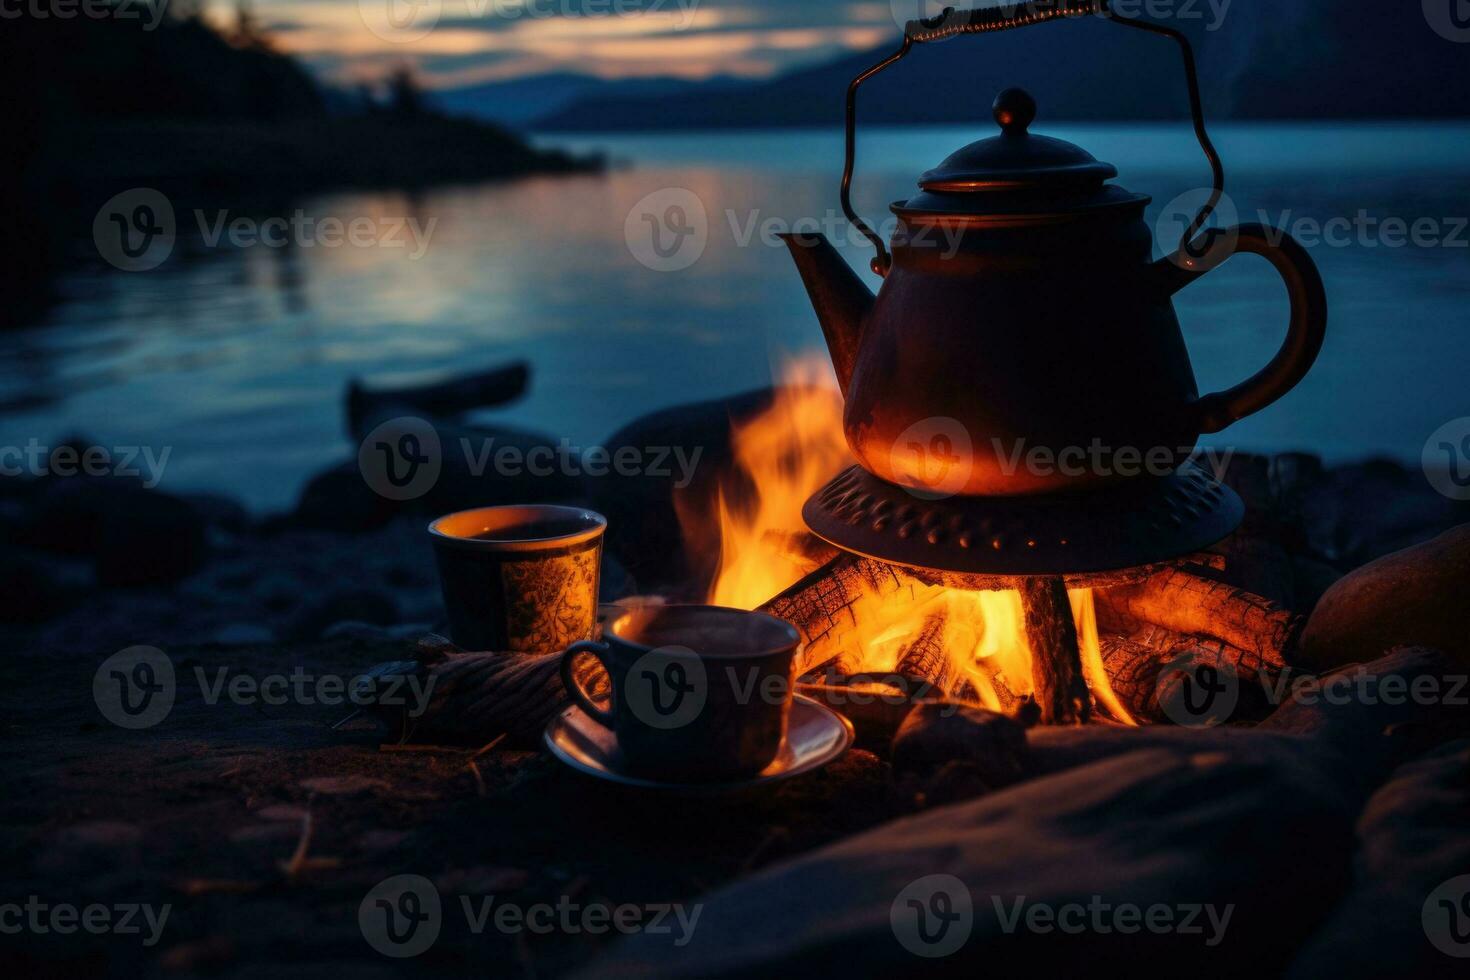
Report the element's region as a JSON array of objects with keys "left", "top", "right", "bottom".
[{"left": 993, "top": 87, "right": 1036, "bottom": 135}]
